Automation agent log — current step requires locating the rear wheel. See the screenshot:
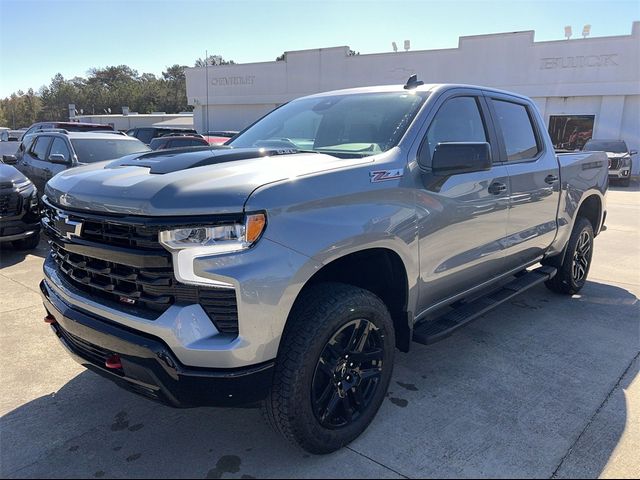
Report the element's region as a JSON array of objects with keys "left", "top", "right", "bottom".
[
  {"left": 263, "top": 282, "right": 395, "bottom": 454},
  {"left": 545, "top": 217, "right": 594, "bottom": 295}
]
